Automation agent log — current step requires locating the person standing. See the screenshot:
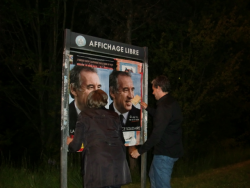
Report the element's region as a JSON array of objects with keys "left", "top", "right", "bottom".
[
  {"left": 131, "top": 75, "right": 183, "bottom": 188},
  {"left": 67, "top": 89, "right": 131, "bottom": 188}
]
